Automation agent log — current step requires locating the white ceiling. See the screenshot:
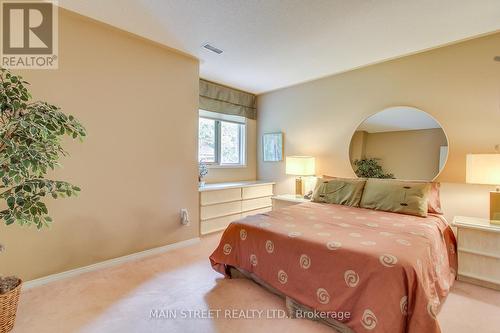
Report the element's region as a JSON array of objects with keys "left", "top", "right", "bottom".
[
  {"left": 59, "top": 0, "right": 500, "bottom": 94},
  {"left": 357, "top": 106, "right": 442, "bottom": 133}
]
